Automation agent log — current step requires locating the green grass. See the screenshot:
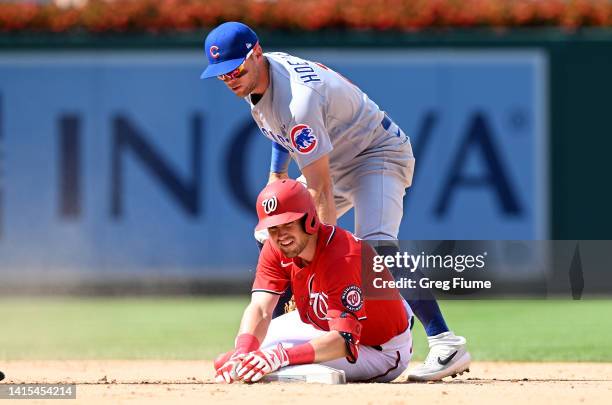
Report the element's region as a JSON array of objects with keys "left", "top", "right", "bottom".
[
  {"left": 1, "top": 298, "right": 611, "bottom": 362},
  {"left": 0, "top": 297, "right": 247, "bottom": 360}
]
